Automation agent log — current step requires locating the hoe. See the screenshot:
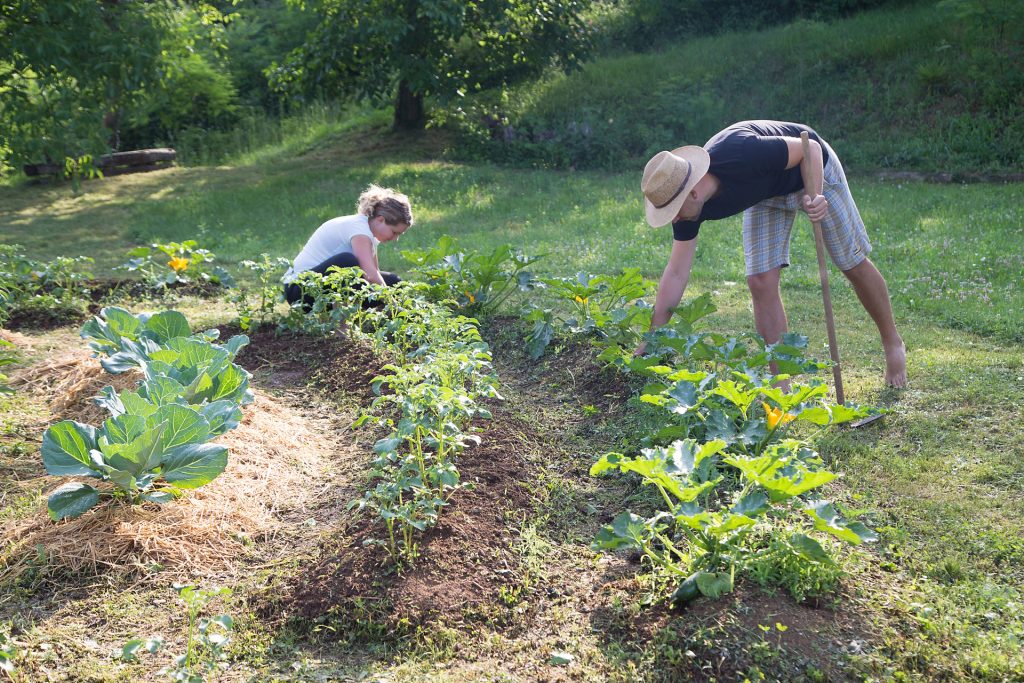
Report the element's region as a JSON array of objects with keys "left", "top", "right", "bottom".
[{"left": 800, "top": 132, "right": 883, "bottom": 428}]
